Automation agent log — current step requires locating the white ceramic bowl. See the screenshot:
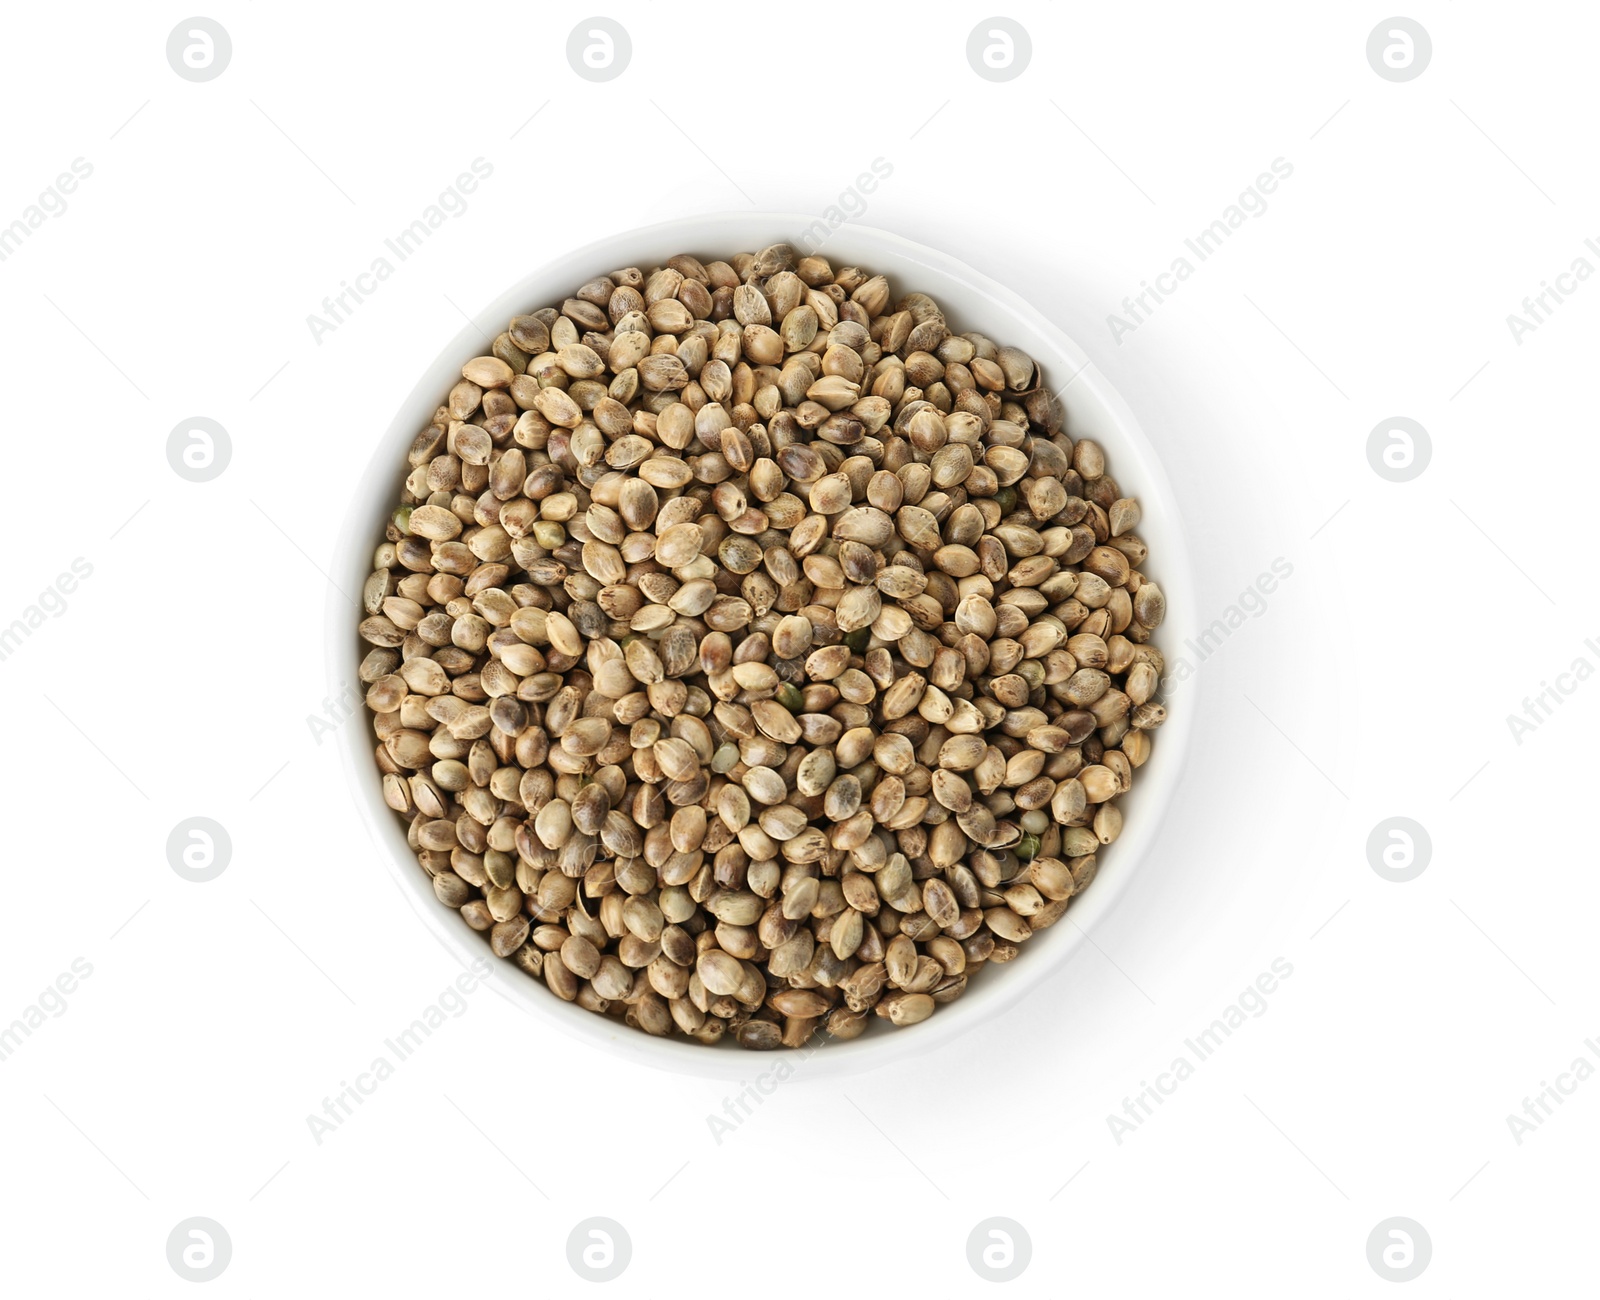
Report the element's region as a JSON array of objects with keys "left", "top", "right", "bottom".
[{"left": 329, "top": 213, "right": 1196, "bottom": 1080}]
